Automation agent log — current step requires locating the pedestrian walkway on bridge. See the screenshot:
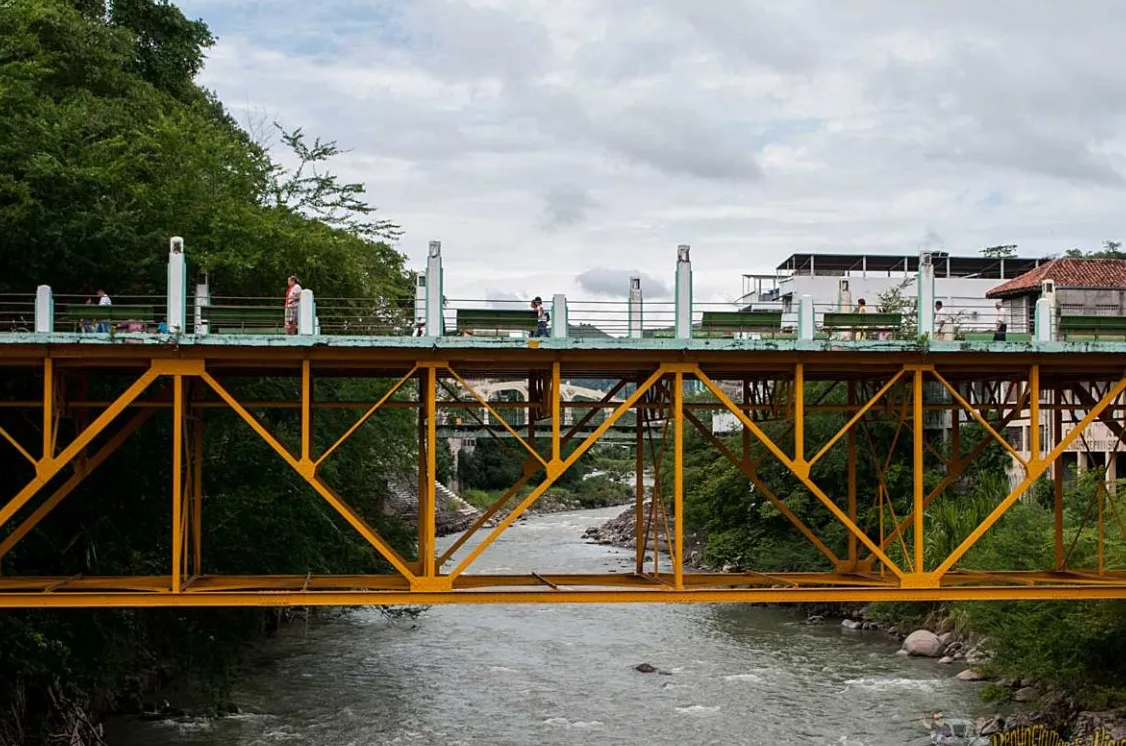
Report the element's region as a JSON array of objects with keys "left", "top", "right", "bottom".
[{"left": 2, "top": 239, "right": 1126, "bottom": 607}]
